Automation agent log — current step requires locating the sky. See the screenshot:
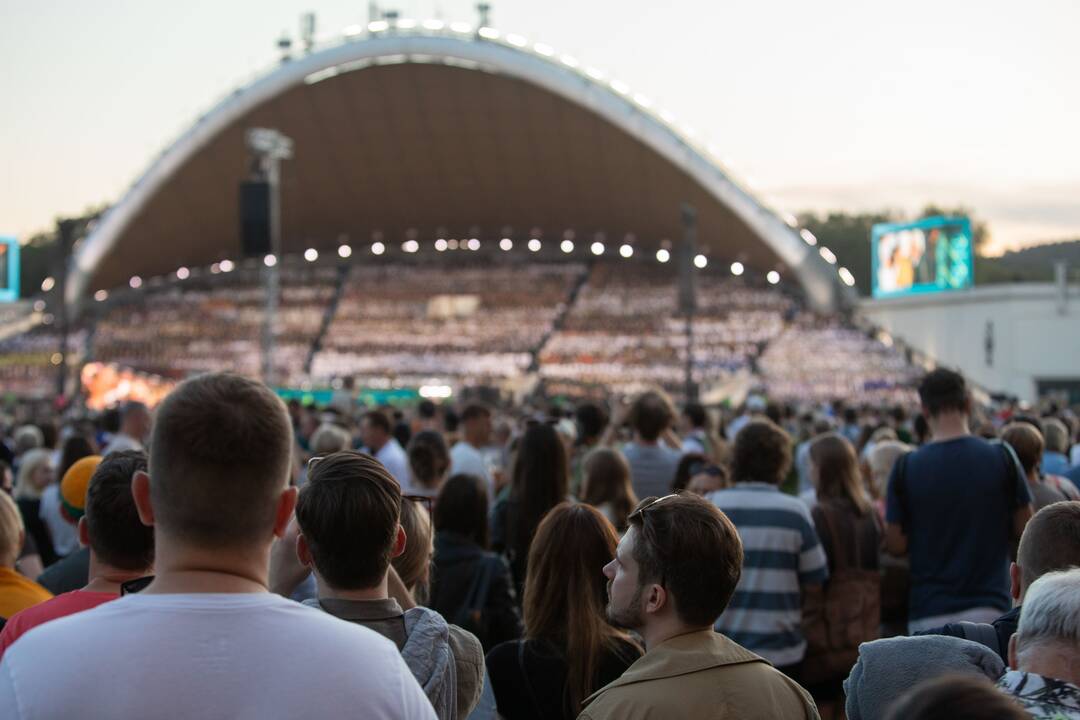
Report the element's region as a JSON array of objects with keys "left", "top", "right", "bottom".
[{"left": 2, "top": 0, "right": 1078, "bottom": 255}]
